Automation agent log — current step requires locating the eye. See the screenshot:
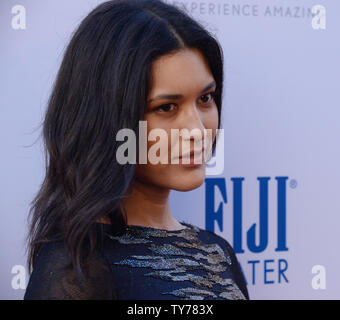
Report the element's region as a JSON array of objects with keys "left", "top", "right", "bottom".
[
  {"left": 200, "top": 92, "right": 216, "bottom": 105},
  {"left": 154, "top": 103, "right": 177, "bottom": 113}
]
